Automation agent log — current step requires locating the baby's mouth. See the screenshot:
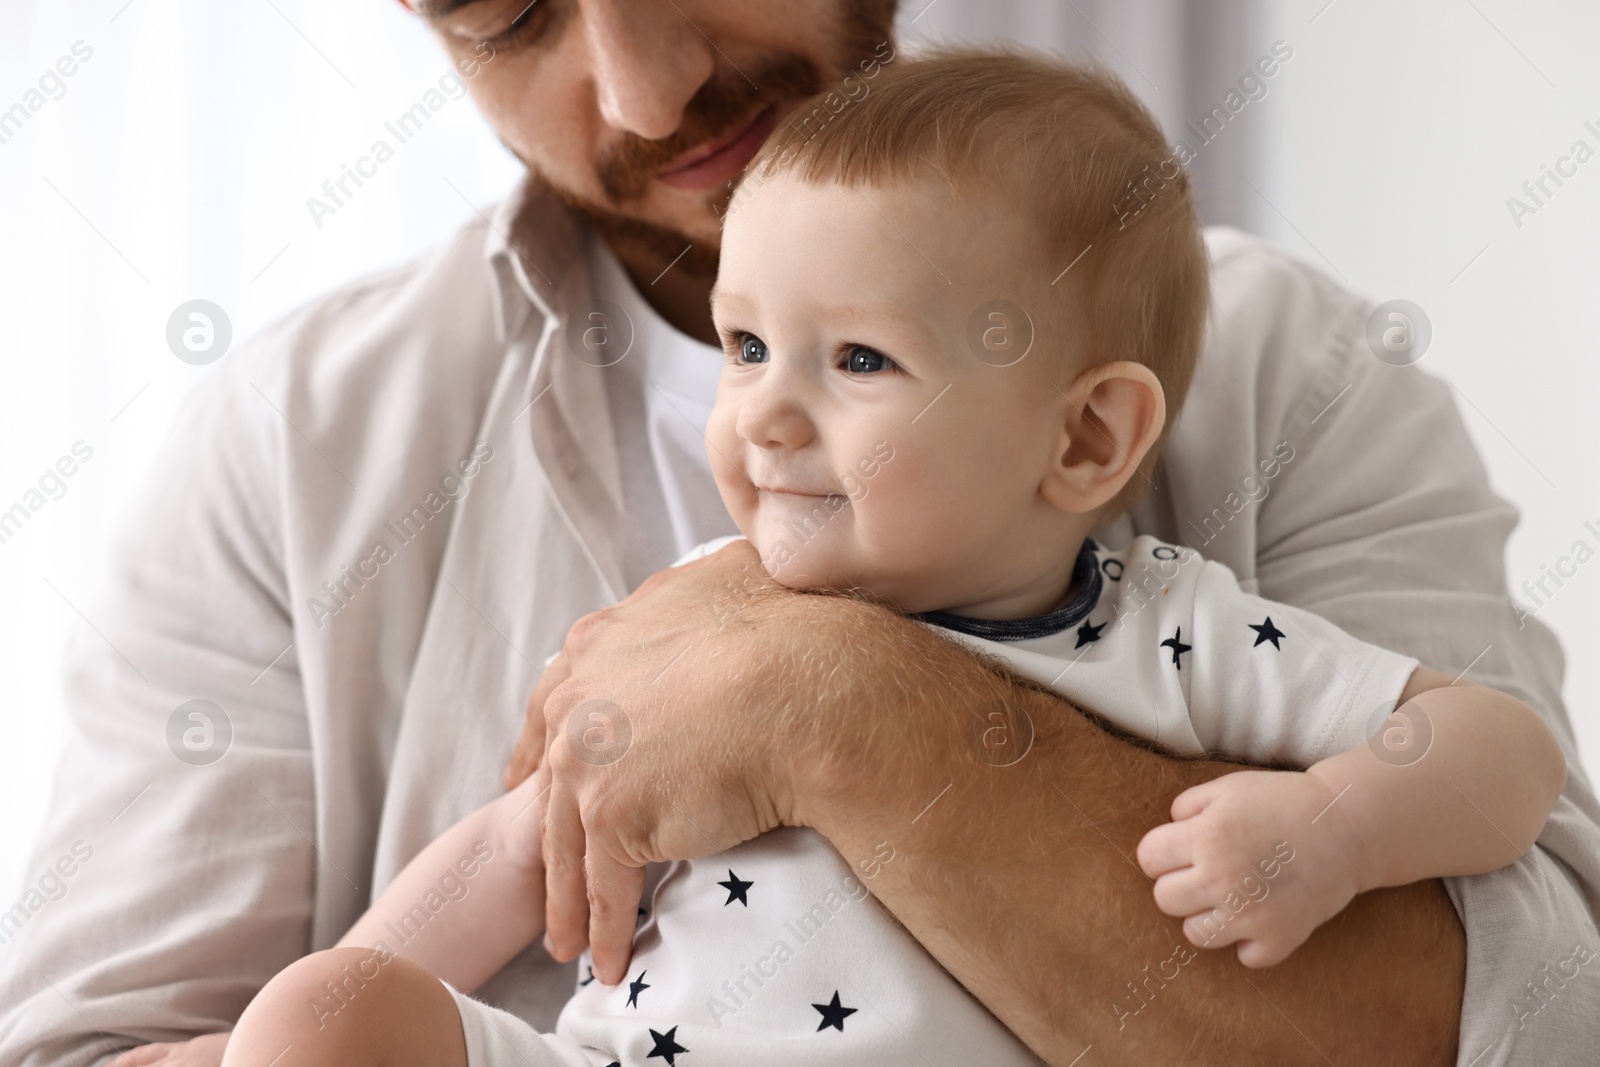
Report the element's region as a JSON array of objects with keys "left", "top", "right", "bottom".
[
  {"left": 759, "top": 485, "right": 826, "bottom": 497},
  {"left": 757, "top": 484, "right": 849, "bottom": 503}
]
